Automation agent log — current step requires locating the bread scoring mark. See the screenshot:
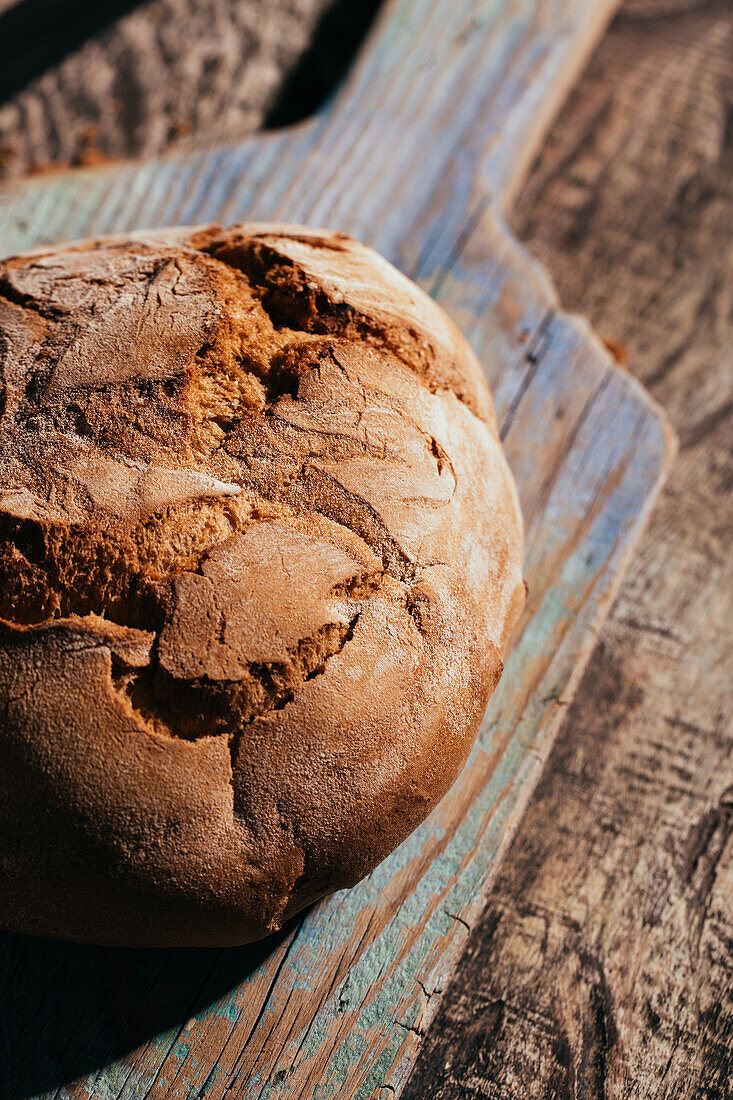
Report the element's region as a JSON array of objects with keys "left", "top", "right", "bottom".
[
  {"left": 111, "top": 610, "right": 363, "bottom": 744},
  {"left": 192, "top": 228, "right": 488, "bottom": 422},
  {"left": 0, "top": 493, "right": 275, "bottom": 627},
  {"left": 0, "top": 502, "right": 381, "bottom": 743},
  {"left": 0, "top": 473, "right": 389, "bottom": 742}
]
